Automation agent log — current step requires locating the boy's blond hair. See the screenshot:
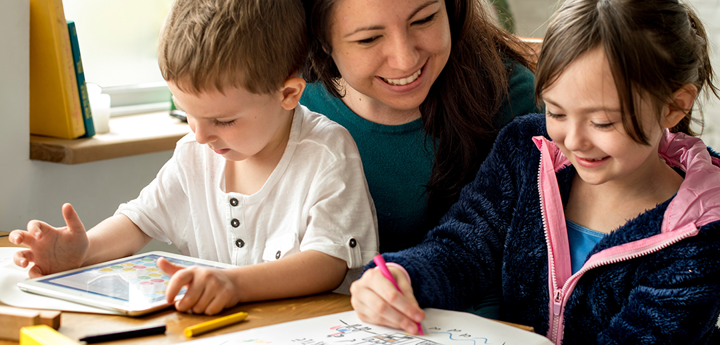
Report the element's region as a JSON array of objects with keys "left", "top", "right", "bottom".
[{"left": 158, "top": 0, "right": 307, "bottom": 95}]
